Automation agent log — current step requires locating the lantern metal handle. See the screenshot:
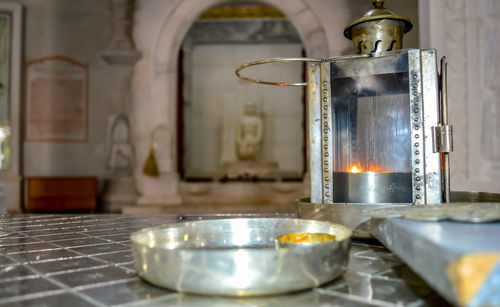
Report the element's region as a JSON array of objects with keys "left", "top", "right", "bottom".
[{"left": 235, "top": 54, "right": 371, "bottom": 86}]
